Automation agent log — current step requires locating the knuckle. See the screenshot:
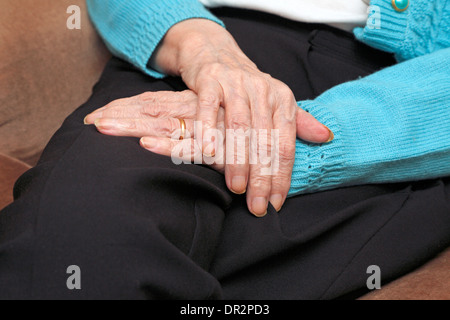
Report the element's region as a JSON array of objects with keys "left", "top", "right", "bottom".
[
  {"left": 207, "top": 62, "right": 224, "bottom": 74},
  {"left": 139, "top": 92, "right": 157, "bottom": 103},
  {"left": 270, "top": 172, "right": 292, "bottom": 191},
  {"left": 195, "top": 115, "right": 215, "bottom": 130},
  {"left": 249, "top": 173, "right": 272, "bottom": 190},
  {"left": 143, "top": 102, "right": 163, "bottom": 117},
  {"left": 197, "top": 62, "right": 224, "bottom": 79},
  {"left": 278, "top": 83, "right": 294, "bottom": 97},
  {"left": 199, "top": 94, "right": 220, "bottom": 109},
  {"left": 274, "top": 81, "right": 296, "bottom": 103},
  {"left": 228, "top": 114, "right": 251, "bottom": 131},
  {"left": 252, "top": 77, "right": 271, "bottom": 95},
  {"left": 278, "top": 142, "right": 296, "bottom": 163},
  {"left": 271, "top": 168, "right": 292, "bottom": 183},
  {"left": 165, "top": 118, "right": 181, "bottom": 137},
  {"left": 227, "top": 91, "right": 247, "bottom": 105},
  {"left": 124, "top": 120, "right": 137, "bottom": 131},
  {"left": 280, "top": 143, "right": 296, "bottom": 159},
  {"left": 202, "top": 120, "right": 217, "bottom": 132},
  {"left": 276, "top": 100, "right": 297, "bottom": 124},
  {"left": 254, "top": 115, "right": 271, "bottom": 129}
]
